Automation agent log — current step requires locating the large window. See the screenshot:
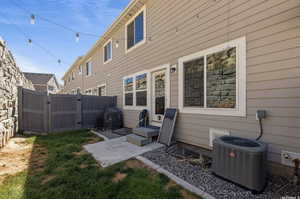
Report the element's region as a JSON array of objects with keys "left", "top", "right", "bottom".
[
  {"left": 123, "top": 72, "right": 148, "bottom": 108},
  {"left": 104, "top": 40, "right": 112, "bottom": 63},
  {"left": 126, "top": 7, "right": 145, "bottom": 51},
  {"left": 178, "top": 37, "right": 246, "bottom": 116},
  {"left": 86, "top": 61, "right": 92, "bottom": 76}
]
